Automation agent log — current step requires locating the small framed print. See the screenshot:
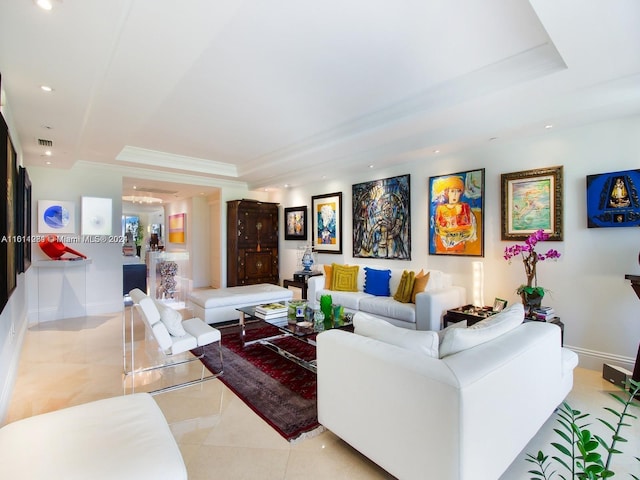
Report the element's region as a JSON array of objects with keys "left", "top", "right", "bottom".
[
  {"left": 493, "top": 298, "right": 508, "bottom": 312},
  {"left": 284, "top": 206, "right": 308, "bottom": 240},
  {"left": 311, "top": 192, "right": 342, "bottom": 254},
  {"left": 501, "top": 166, "right": 563, "bottom": 241}
]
